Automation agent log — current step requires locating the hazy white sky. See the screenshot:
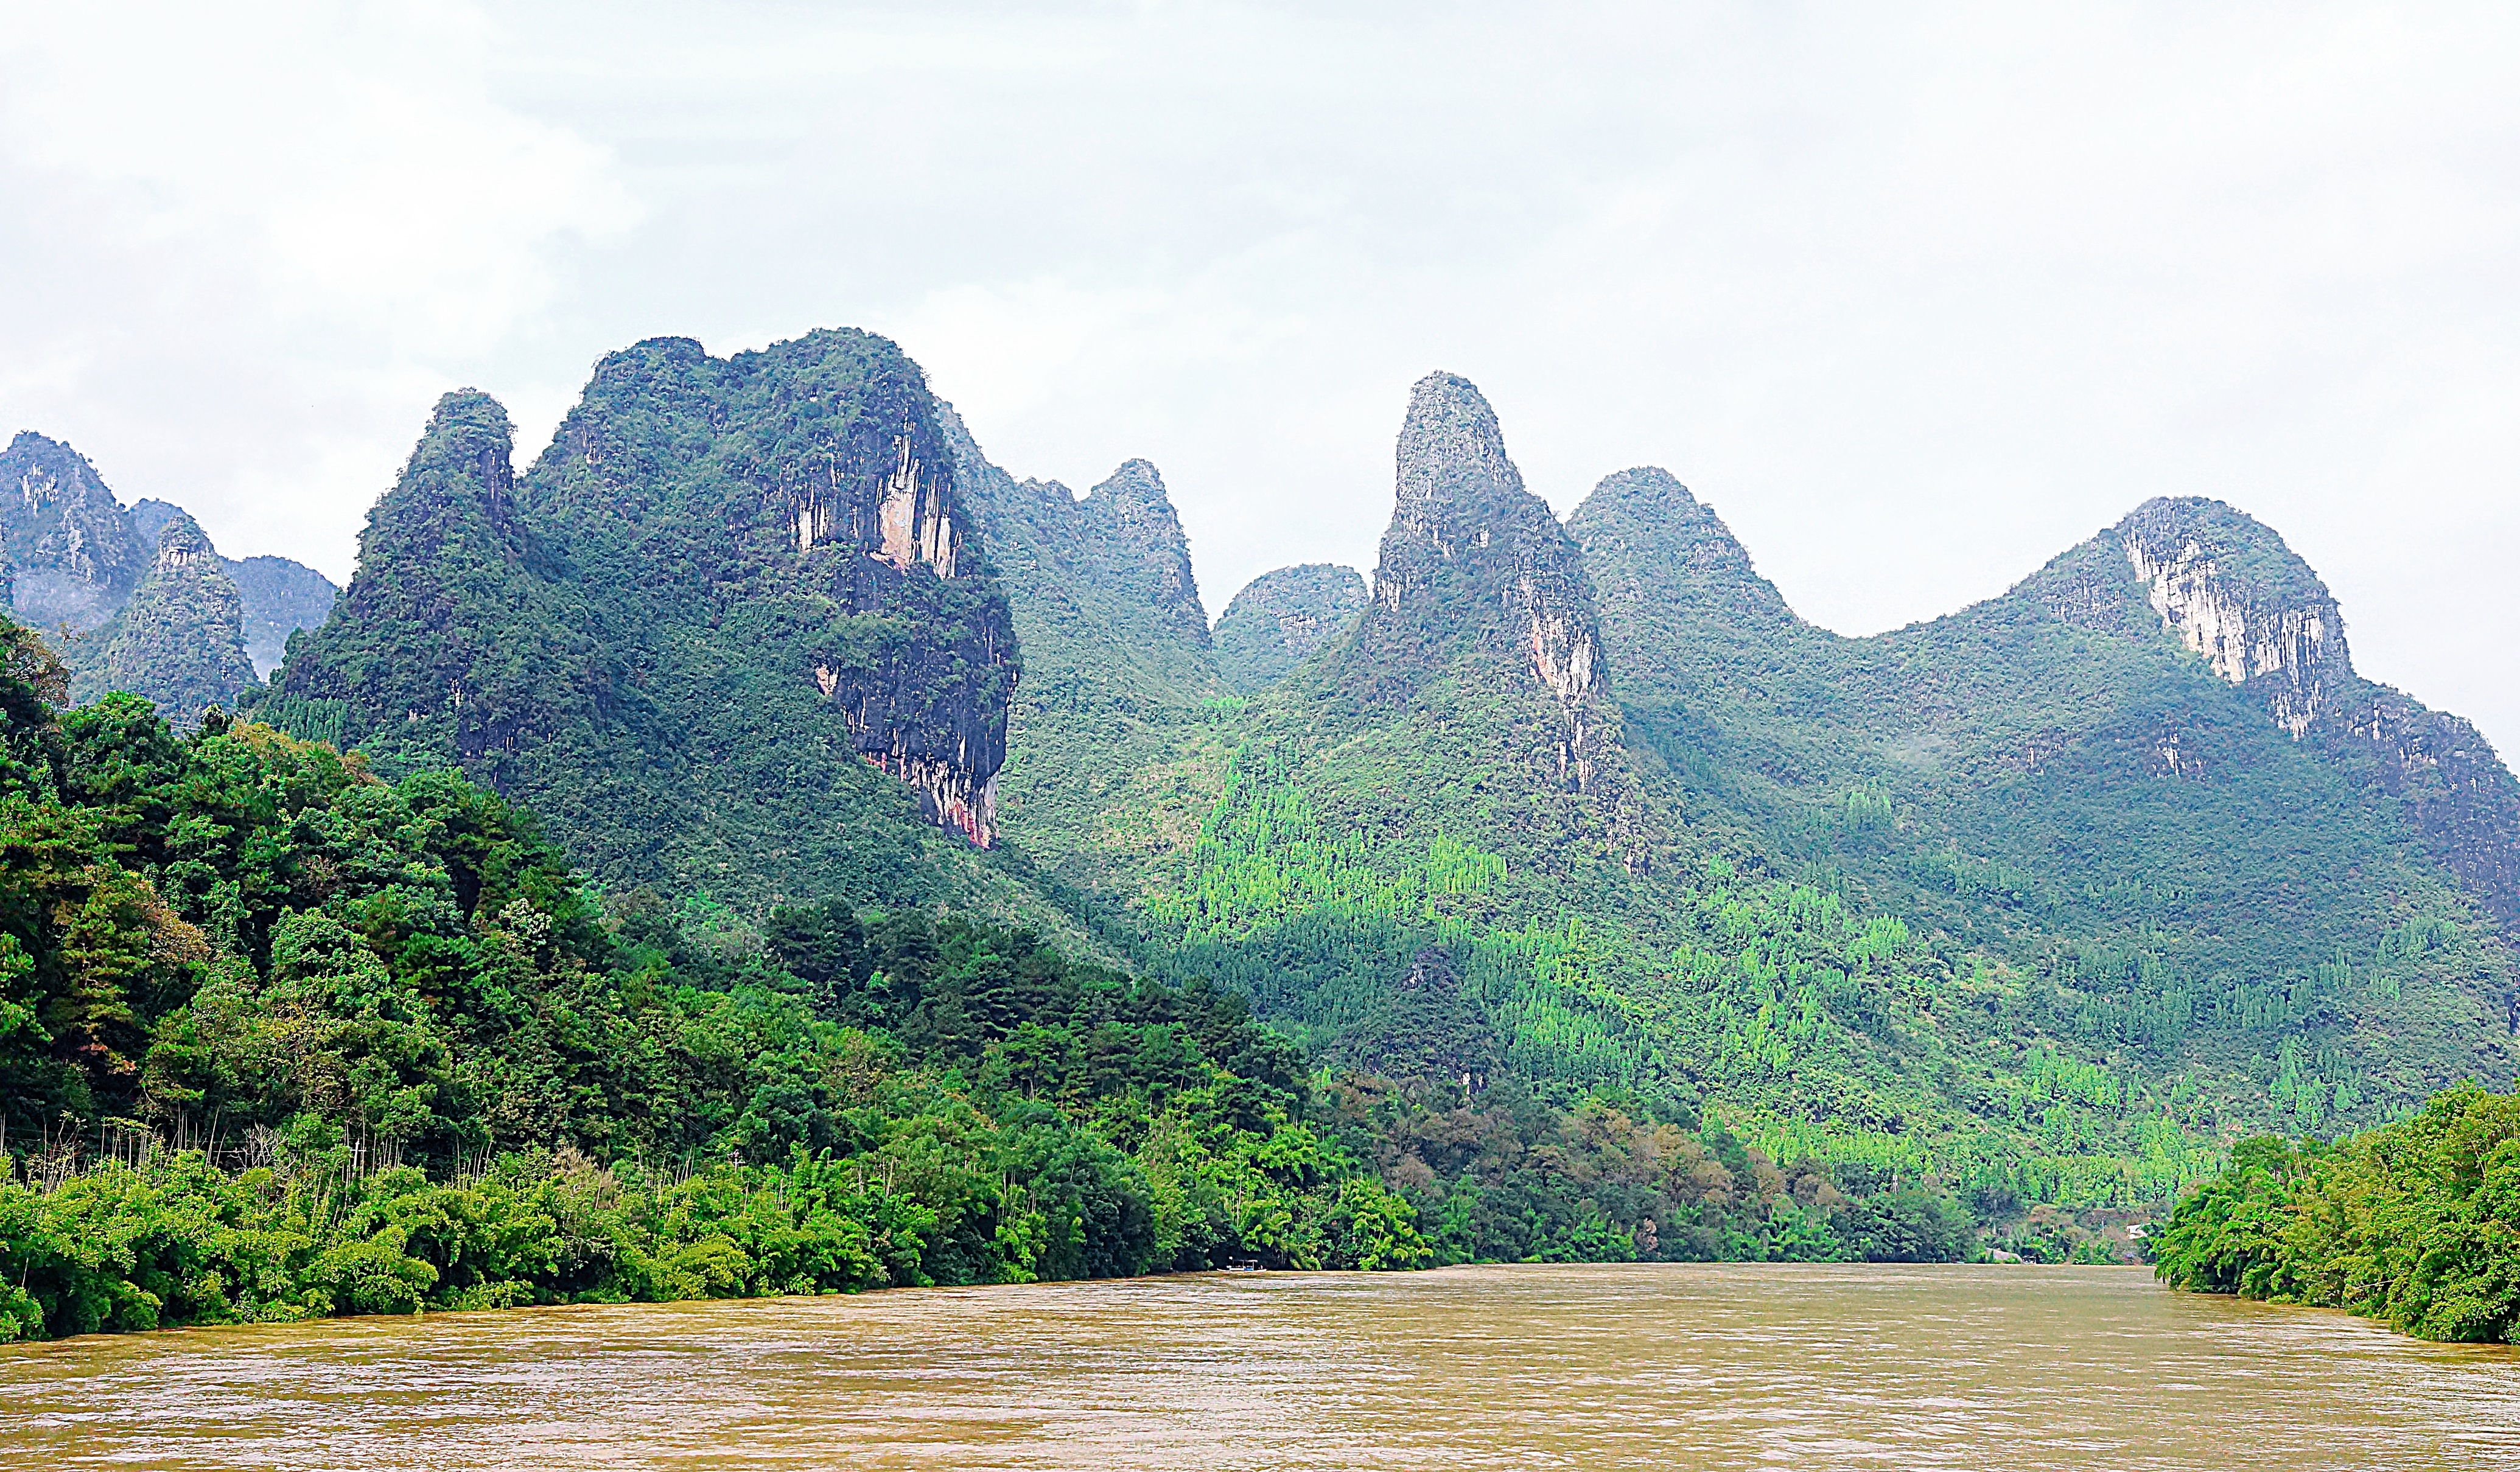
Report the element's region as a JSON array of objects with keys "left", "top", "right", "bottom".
[{"left": 4, "top": 2, "right": 2515, "bottom": 750}]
